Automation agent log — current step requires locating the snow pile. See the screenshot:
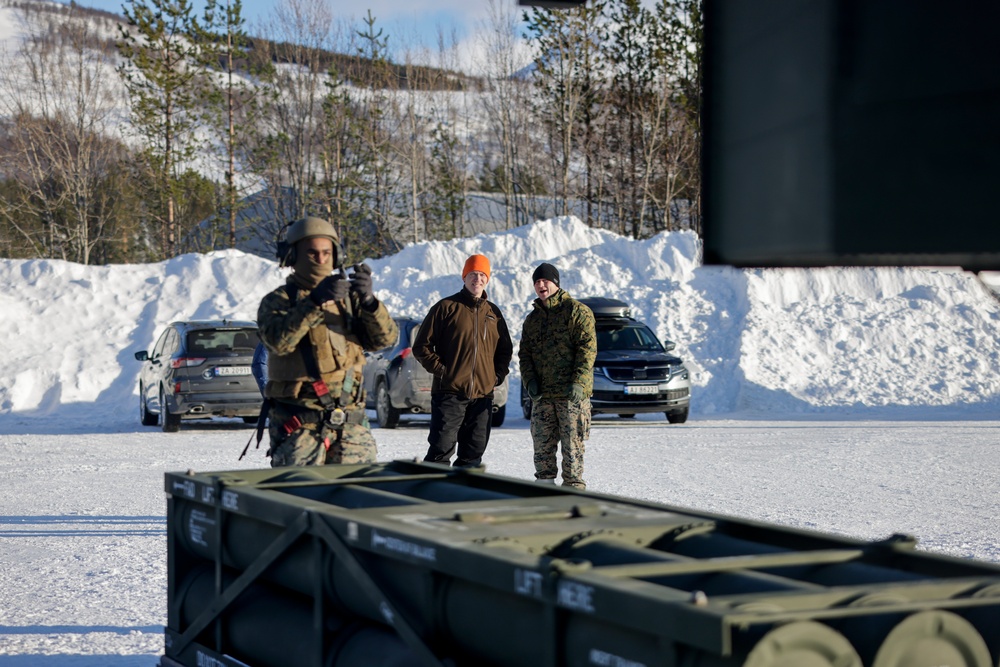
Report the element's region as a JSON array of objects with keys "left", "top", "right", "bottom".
[{"left": 2, "top": 216, "right": 999, "bottom": 427}]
